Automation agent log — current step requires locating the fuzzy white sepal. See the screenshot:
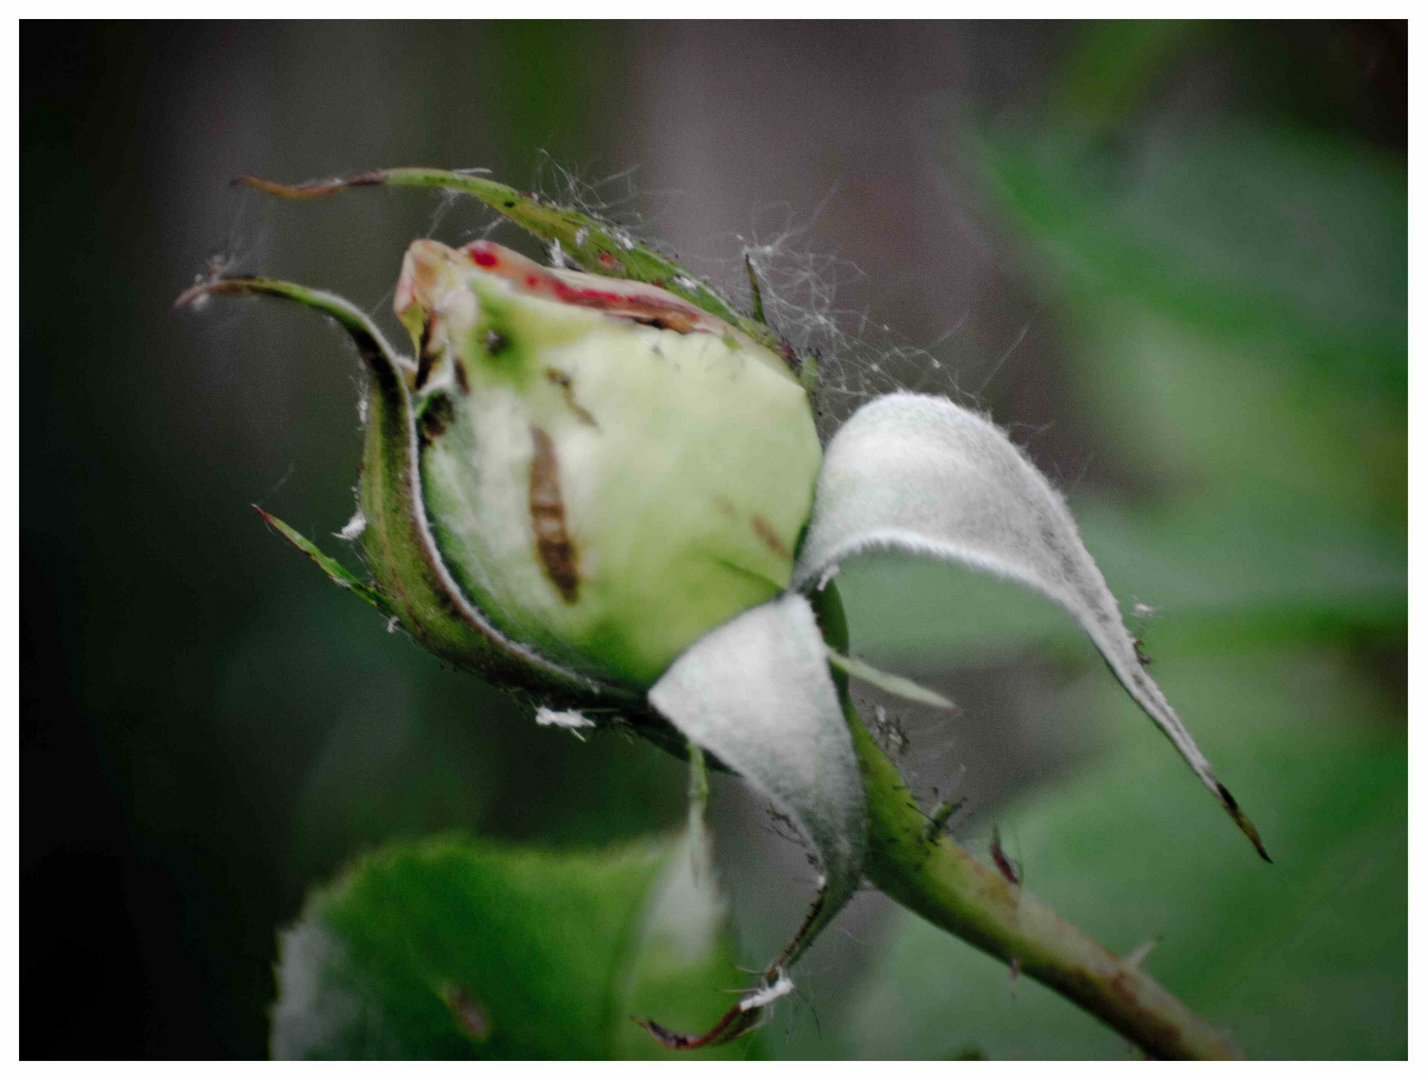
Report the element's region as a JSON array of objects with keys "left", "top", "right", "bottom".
[
  {"left": 649, "top": 593, "right": 865, "bottom": 970},
  {"left": 795, "top": 392, "right": 1230, "bottom": 816}
]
